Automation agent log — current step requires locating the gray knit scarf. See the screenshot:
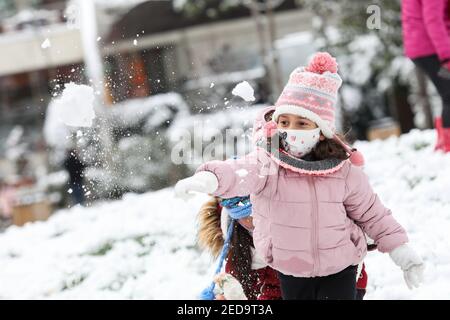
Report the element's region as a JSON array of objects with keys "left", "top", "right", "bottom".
[{"left": 256, "top": 132, "right": 345, "bottom": 173}]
